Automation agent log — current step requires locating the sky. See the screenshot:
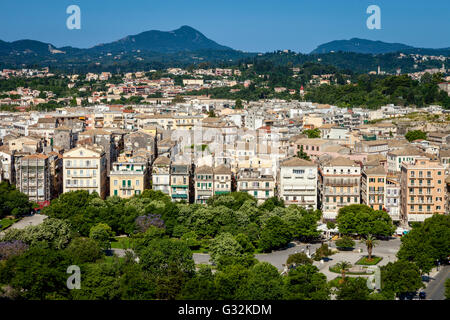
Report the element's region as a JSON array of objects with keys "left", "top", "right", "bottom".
[{"left": 0, "top": 0, "right": 449, "bottom": 53}]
